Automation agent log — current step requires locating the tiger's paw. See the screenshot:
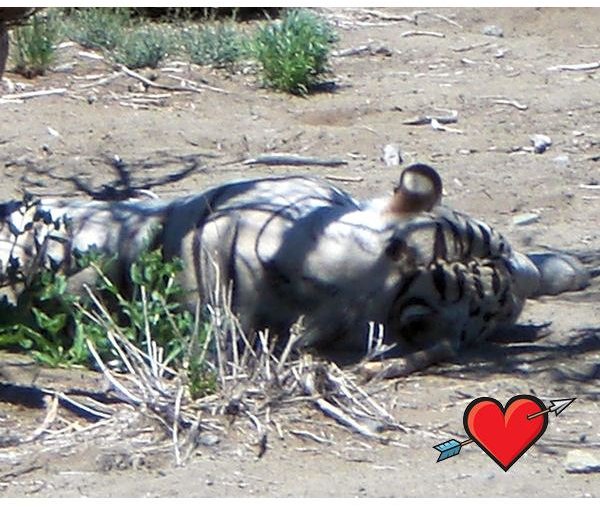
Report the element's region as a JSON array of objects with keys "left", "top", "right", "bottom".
[{"left": 527, "top": 252, "right": 590, "bottom": 296}]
